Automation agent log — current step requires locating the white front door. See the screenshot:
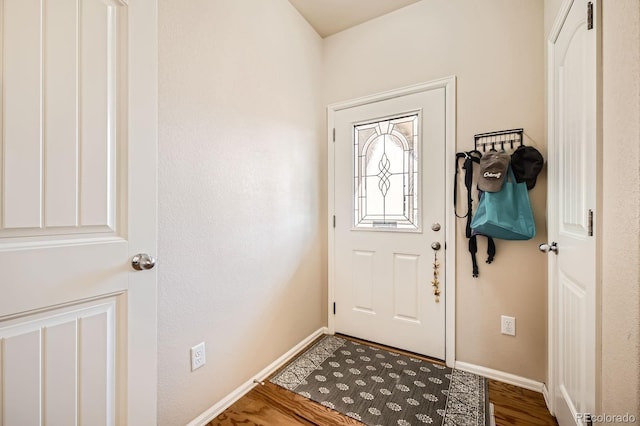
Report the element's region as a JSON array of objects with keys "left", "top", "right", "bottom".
[
  {"left": 330, "top": 82, "right": 451, "bottom": 359},
  {"left": 0, "top": 0, "right": 157, "bottom": 424},
  {"left": 547, "top": 1, "right": 598, "bottom": 424}
]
